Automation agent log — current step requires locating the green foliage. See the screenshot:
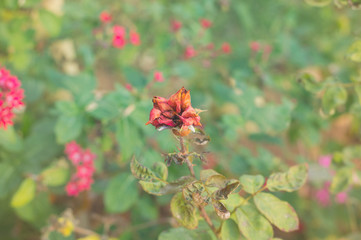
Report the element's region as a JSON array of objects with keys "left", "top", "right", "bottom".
[
  {"left": 239, "top": 175, "right": 265, "bottom": 194},
  {"left": 11, "top": 178, "right": 36, "bottom": 208},
  {"left": 220, "top": 219, "right": 240, "bottom": 240},
  {"left": 267, "top": 164, "right": 308, "bottom": 192},
  {"left": 234, "top": 202, "right": 274, "bottom": 240},
  {"left": 1, "top": 0, "right": 361, "bottom": 239},
  {"left": 170, "top": 192, "right": 198, "bottom": 229},
  {"left": 330, "top": 167, "right": 353, "bottom": 193},
  {"left": 254, "top": 193, "right": 299, "bottom": 232},
  {"left": 104, "top": 173, "right": 139, "bottom": 213}
]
